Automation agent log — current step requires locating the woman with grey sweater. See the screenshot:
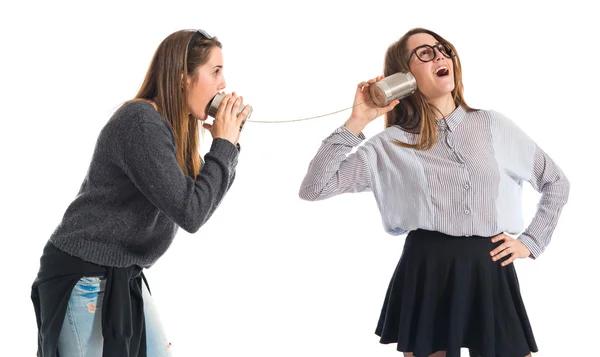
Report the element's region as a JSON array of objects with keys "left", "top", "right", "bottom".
[{"left": 31, "top": 28, "right": 251, "bottom": 357}]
